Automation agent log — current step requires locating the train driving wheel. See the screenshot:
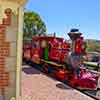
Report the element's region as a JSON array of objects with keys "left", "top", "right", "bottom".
[{"left": 42, "top": 63, "right": 49, "bottom": 74}]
